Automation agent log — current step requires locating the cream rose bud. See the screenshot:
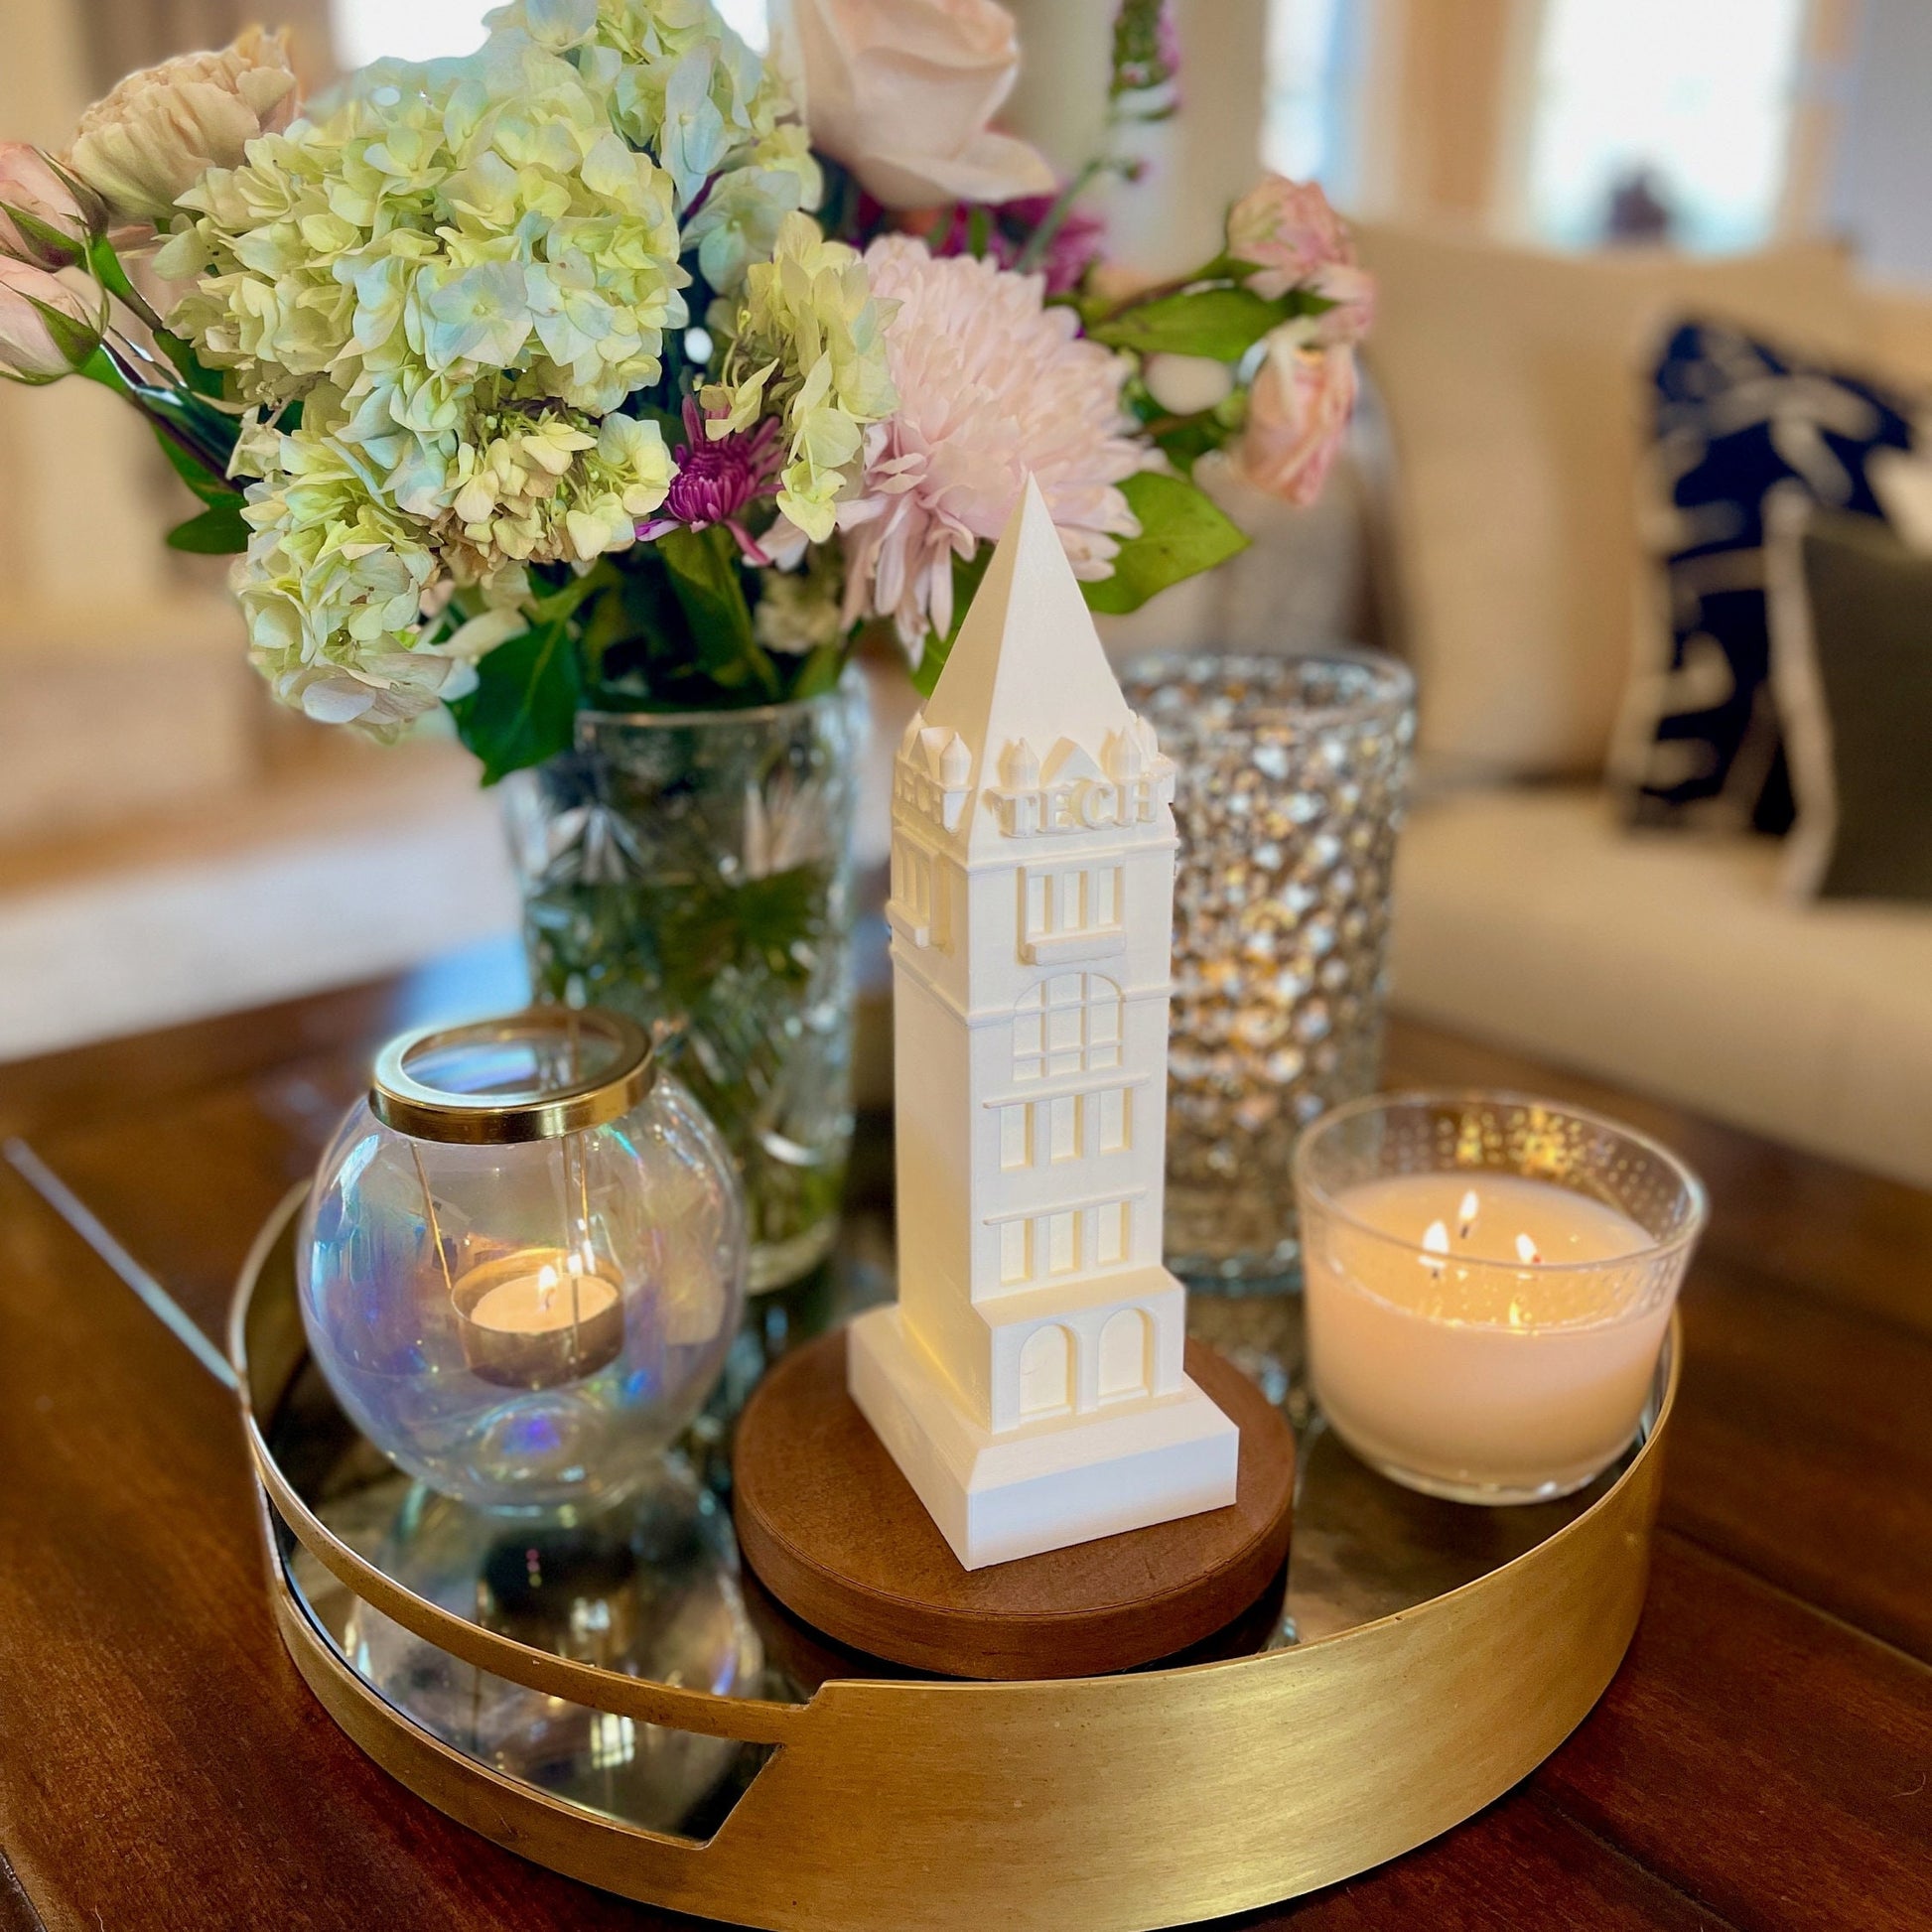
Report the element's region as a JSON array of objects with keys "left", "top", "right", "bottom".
[
  {"left": 66, "top": 26, "right": 300, "bottom": 229},
  {"left": 779, "top": 0, "right": 1055, "bottom": 208},
  {"left": 0, "top": 145, "right": 105, "bottom": 270},
  {"left": 0, "top": 260, "right": 107, "bottom": 383},
  {"left": 1232, "top": 336, "right": 1357, "bottom": 508},
  {"left": 1143, "top": 352, "right": 1235, "bottom": 418}
]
